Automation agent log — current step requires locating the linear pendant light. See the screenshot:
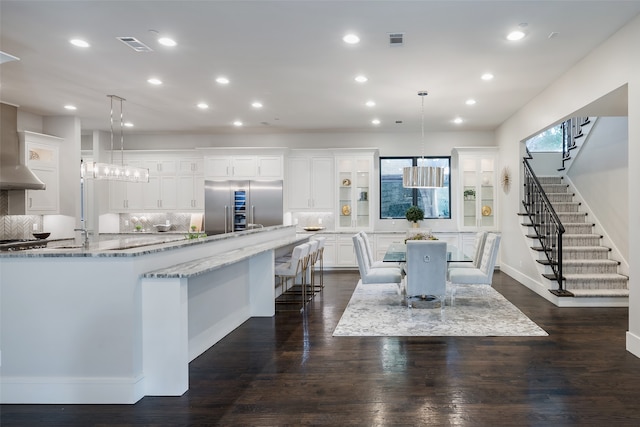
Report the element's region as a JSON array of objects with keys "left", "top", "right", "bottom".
[
  {"left": 402, "top": 91, "right": 444, "bottom": 188},
  {"left": 81, "top": 95, "right": 149, "bottom": 182}
]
